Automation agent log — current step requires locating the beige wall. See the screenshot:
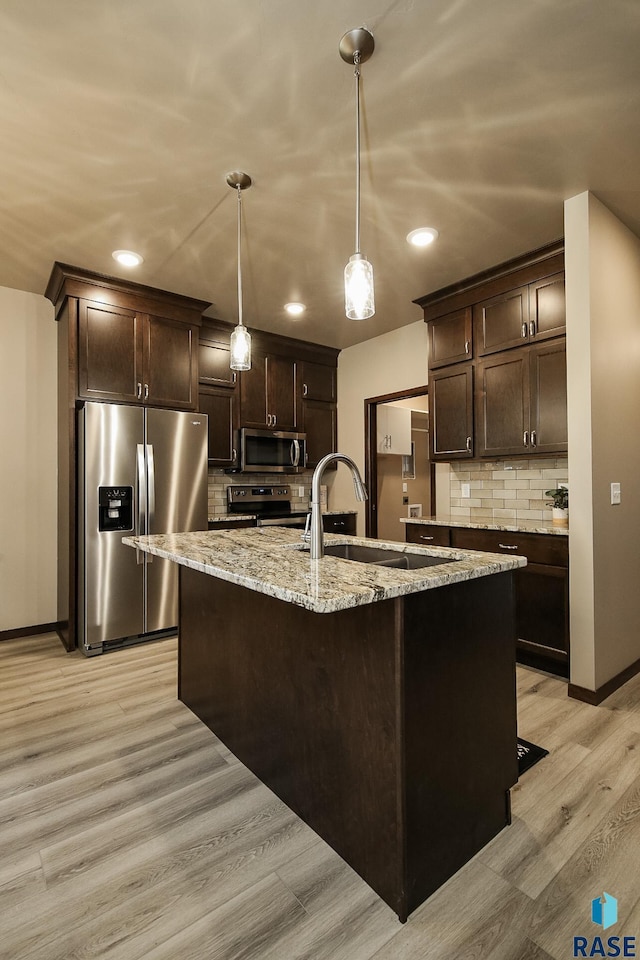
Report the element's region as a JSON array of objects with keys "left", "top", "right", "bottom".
[
  {"left": 0, "top": 287, "right": 57, "bottom": 631},
  {"left": 565, "top": 192, "right": 640, "bottom": 690},
  {"left": 334, "top": 320, "right": 428, "bottom": 531}
]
